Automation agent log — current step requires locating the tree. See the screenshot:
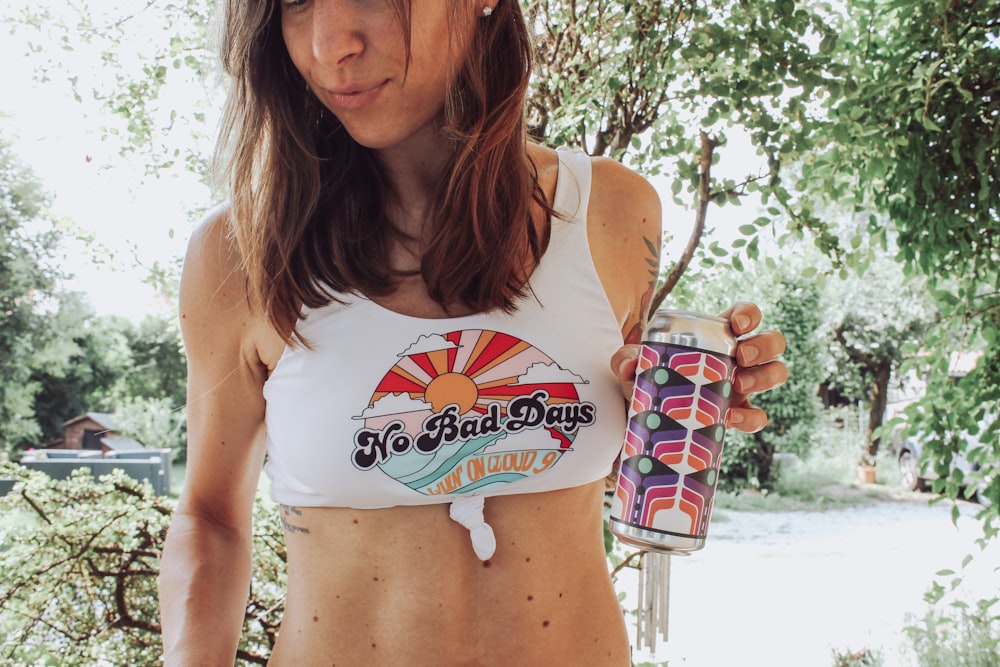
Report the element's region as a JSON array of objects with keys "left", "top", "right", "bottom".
[
  {"left": 0, "top": 138, "right": 66, "bottom": 453},
  {"left": 7, "top": 0, "right": 846, "bottom": 305},
  {"left": 526, "top": 0, "right": 846, "bottom": 304},
  {"left": 805, "top": 0, "right": 999, "bottom": 527},
  {"left": 0, "top": 464, "right": 285, "bottom": 666},
  {"left": 27, "top": 309, "right": 189, "bottom": 457},
  {"left": 734, "top": 278, "right": 824, "bottom": 488},
  {"left": 29, "top": 302, "right": 134, "bottom": 442},
  {"left": 118, "top": 313, "right": 186, "bottom": 410},
  {"left": 112, "top": 395, "right": 186, "bottom": 458},
  {"left": 823, "top": 253, "right": 938, "bottom": 462},
  {"left": 112, "top": 313, "right": 188, "bottom": 458},
  {"left": 3, "top": 0, "right": 218, "bottom": 182},
  {"left": 674, "top": 258, "right": 826, "bottom": 490},
  {"left": 0, "top": 135, "right": 188, "bottom": 456}
]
